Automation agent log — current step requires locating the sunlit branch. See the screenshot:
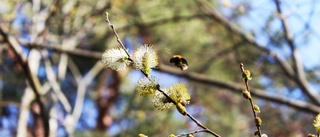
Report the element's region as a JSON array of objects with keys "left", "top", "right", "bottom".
[
  {"left": 240, "top": 63, "right": 262, "bottom": 137},
  {"left": 0, "top": 25, "right": 49, "bottom": 137},
  {"left": 71, "top": 62, "right": 105, "bottom": 133},
  {"left": 41, "top": 51, "right": 72, "bottom": 113},
  {"left": 105, "top": 13, "right": 131, "bottom": 57}
]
